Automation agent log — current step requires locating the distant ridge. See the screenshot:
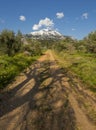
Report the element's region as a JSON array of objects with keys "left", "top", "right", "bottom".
[{"left": 27, "top": 29, "right": 65, "bottom": 40}]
